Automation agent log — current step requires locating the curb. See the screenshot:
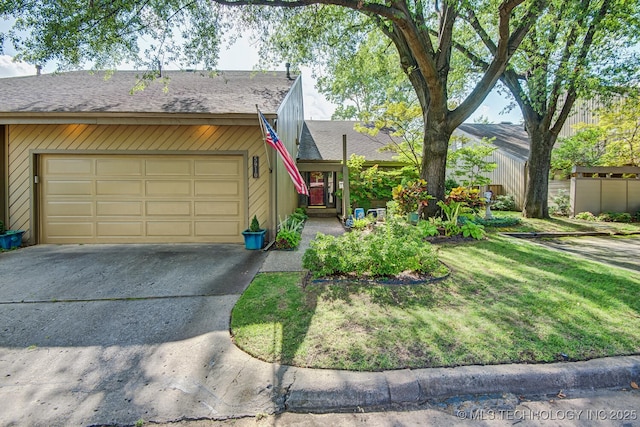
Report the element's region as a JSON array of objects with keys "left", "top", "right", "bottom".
[
  {"left": 284, "top": 356, "right": 640, "bottom": 412},
  {"left": 502, "top": 231, "right": 640, "bottom": 238}
]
